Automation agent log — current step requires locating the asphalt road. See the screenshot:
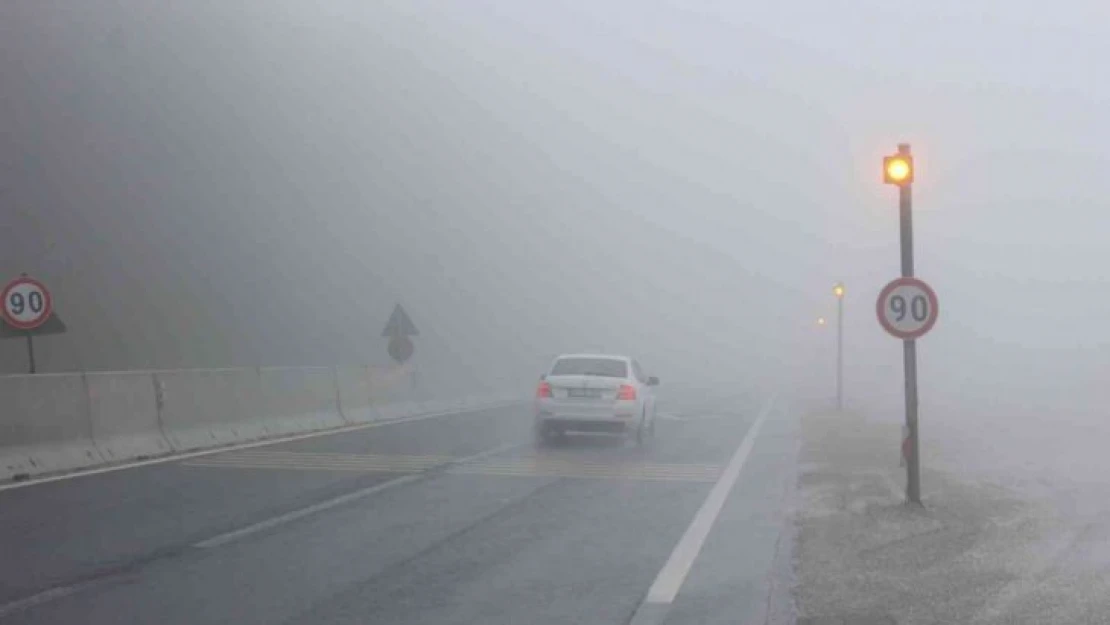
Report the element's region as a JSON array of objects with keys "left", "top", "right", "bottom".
[{"left": 0, "top": 392, "right": 798, "bottom": 625}]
